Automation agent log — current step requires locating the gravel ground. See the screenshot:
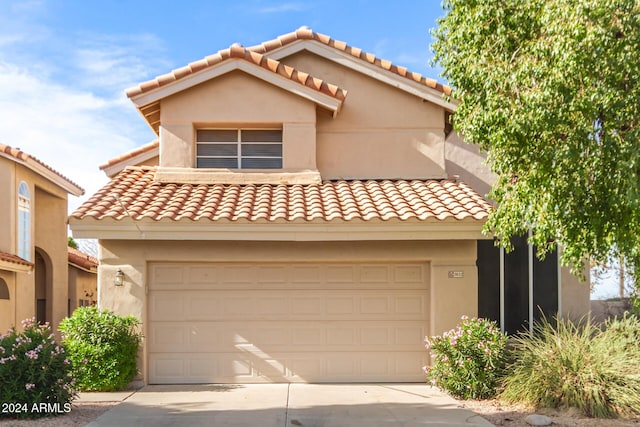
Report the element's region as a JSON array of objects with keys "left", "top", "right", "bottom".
[{"left": 460, "top": 398, "right": 640, "bottom": 426}]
